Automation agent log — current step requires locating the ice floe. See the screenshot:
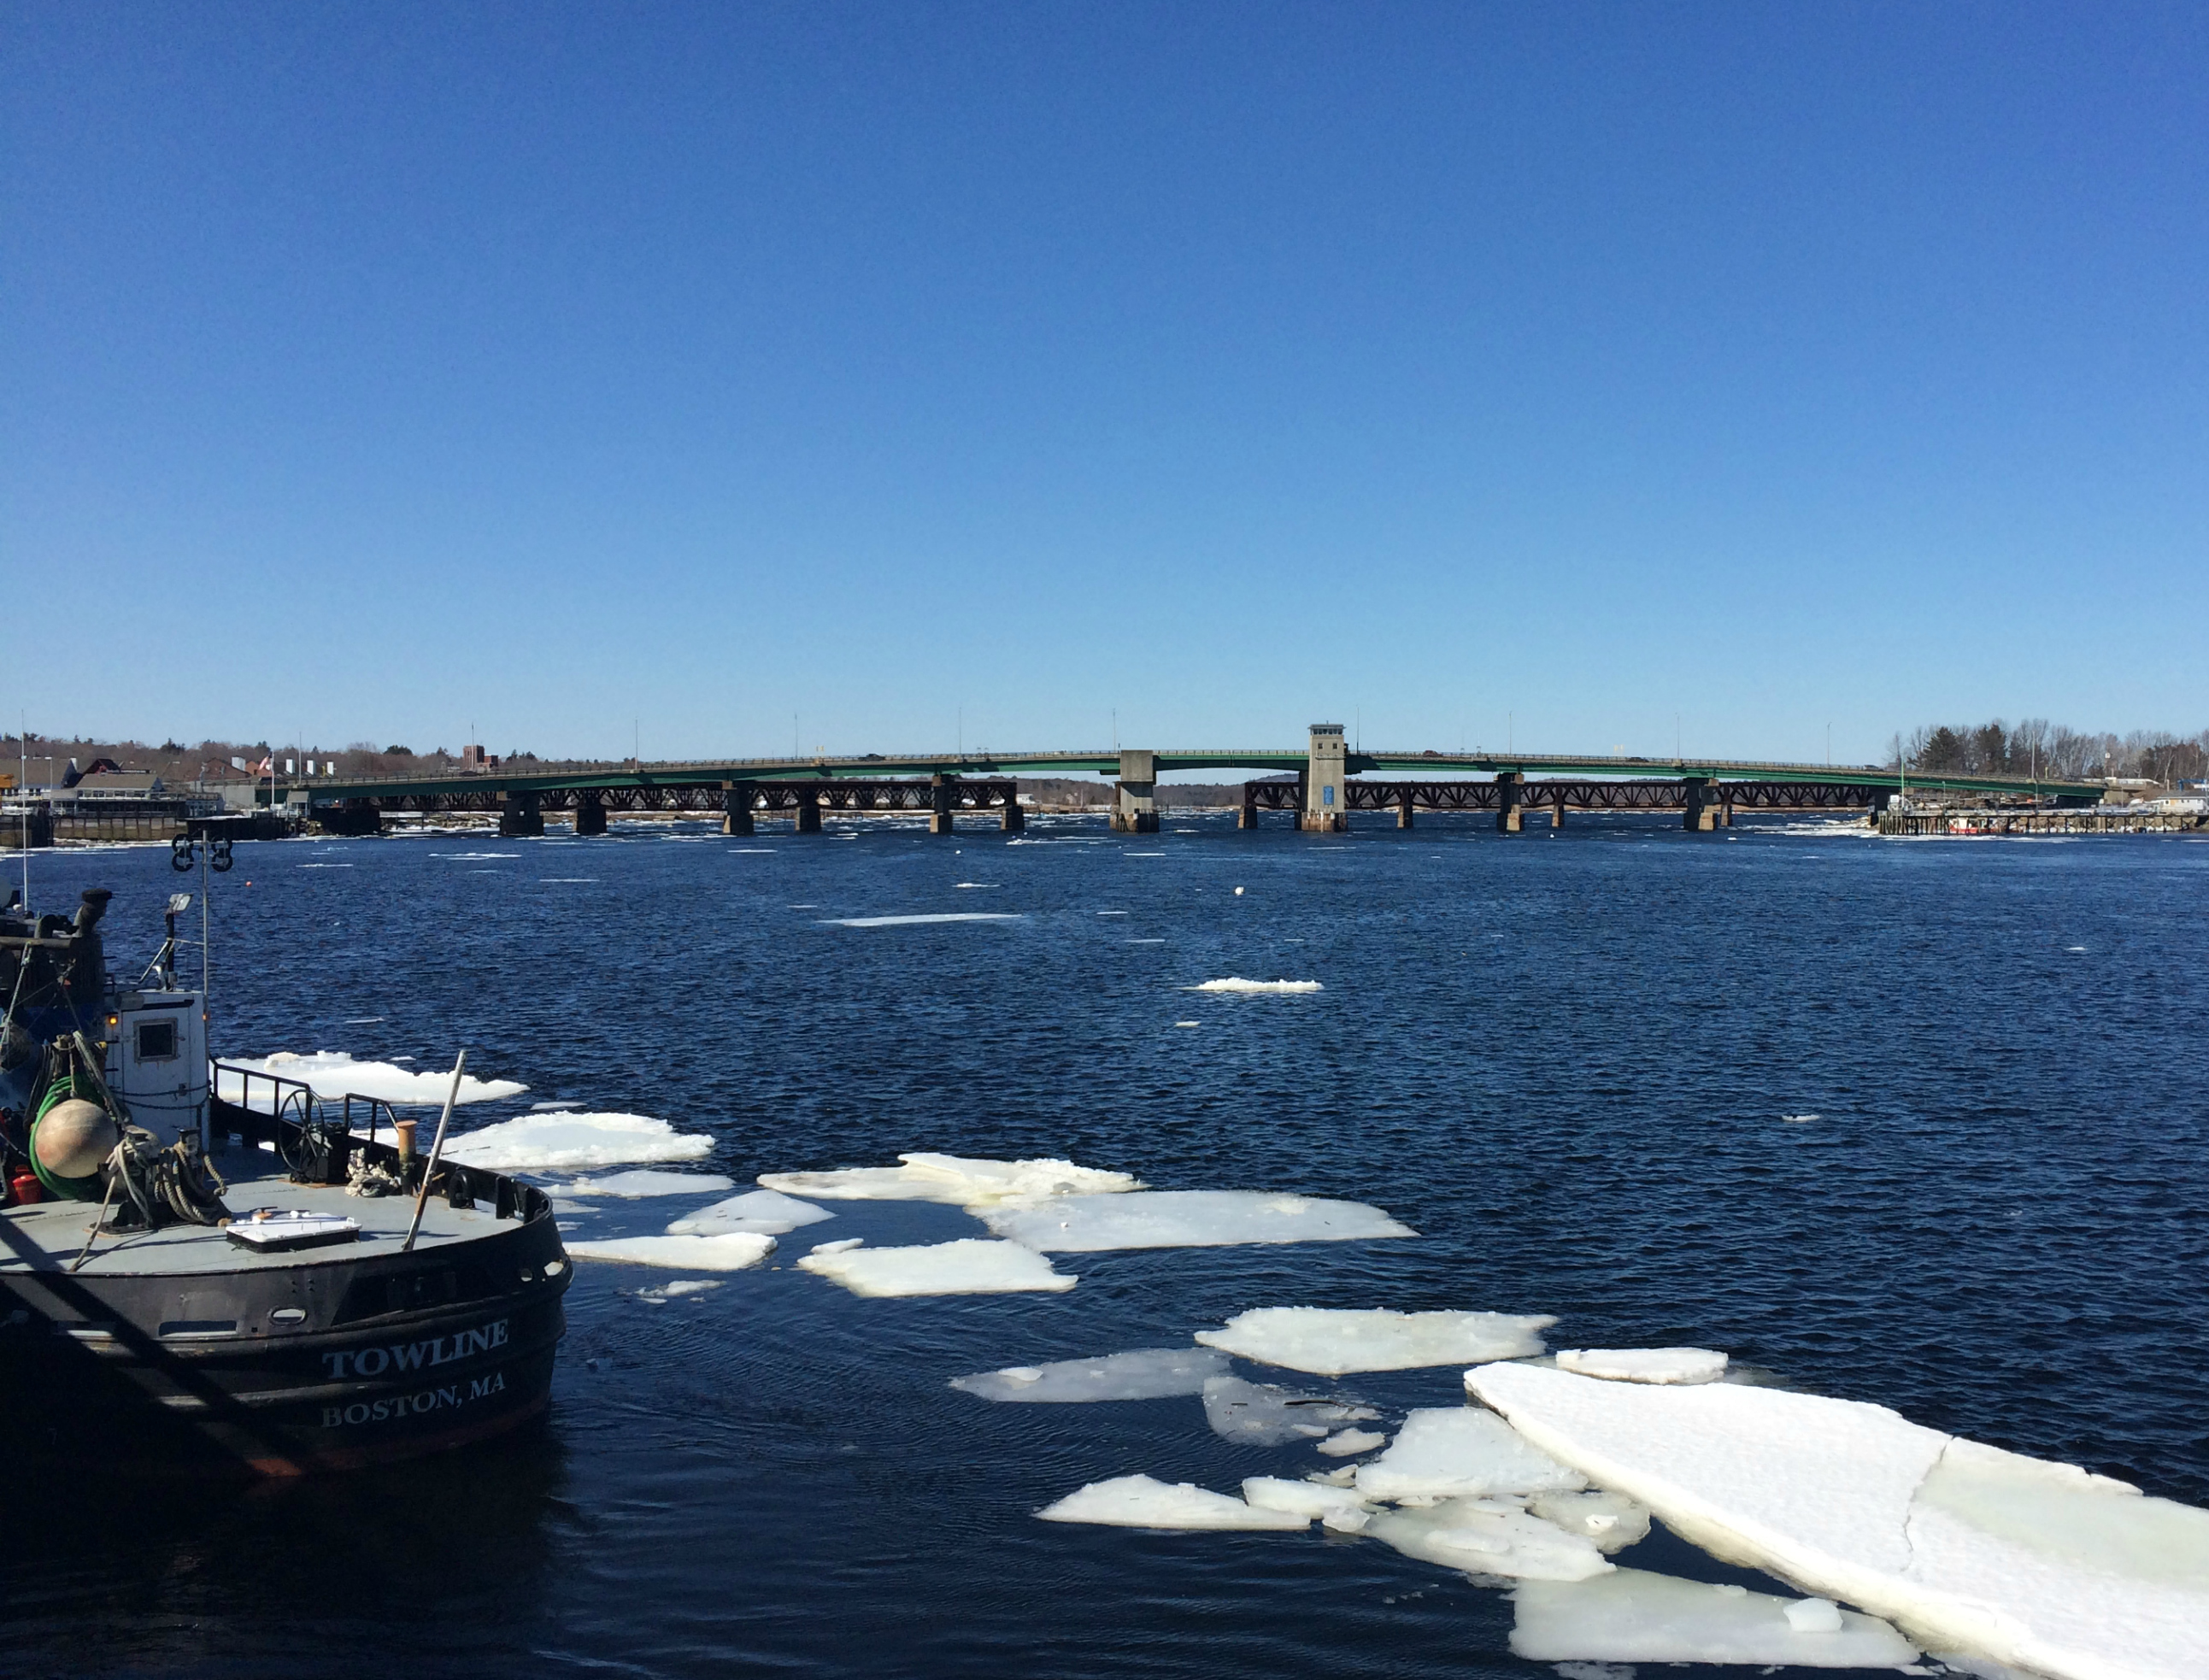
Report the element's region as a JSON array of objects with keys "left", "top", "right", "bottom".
[
  {"left": 1196, "top": 1307, "right": 1551, "bottom": 1375},
  {"left": 1190, "top": 978, "right": 1322, "bottom": 994},
  {"left": 1356, "top": 1407, "right": 1587, "bottom": 1501},
  {"left": 636, "top": 1279, "right": 726, "bottom": 1303},
  {"left": 1556, "top": 1347, "right": 1728, "bottom": 1386},
  {"left": 1466, "top": 1360, "right": 2209, "bottom": 1680},
  {"left": 1037, "top": 1475, "right": 1310, "bottom": 1531},
  {"left": 1509, "top": 1569, "right": 1919, "bottom": 1665},
  {"left": 561, "top": 1169, "right": 736, "bottom": 1198},
  {"left": 1241, "top": 1476, "right": 1376, "bottom": 1532},
  {"left": 1317, "top": 1428, "right": 1389, "bottom": 1458},
  {"left": 984, "top": 1190, "right": 1415, "bottom": 1252},
  {"left": 796, "top": 1237, "right": 1077, "bottom": 1297},
  {"left": 215, "top": 1051, "right": 526, "bottom": 1107},
  {"left": 1201, "top": 1376, "right": 1379, "bottom": 1446},
  {"left": 951, "top": 1348, "right": 1231, "bottom": 1402},
  {"left": 667, "top": 1189, "right": 835, "bottom": 1237},
  {"left": 445, "top": 1112, "right": 714, "bottom": 1172},
  {"left": 759, "top": 1152, "right": 1142, "bottom": 1208},
  {"left": 1366, "top": 1498, "right": 1613, "bottom": 1582},
  {"left": 1528, "top": 1490, "right": 1652, "bottom": 1554},
  {"left": 565, "top": 1232, "right": 775, "bottom": 1271},
  {"left": 822, "top": 913, "right": 1025, "bottom": 928}
]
